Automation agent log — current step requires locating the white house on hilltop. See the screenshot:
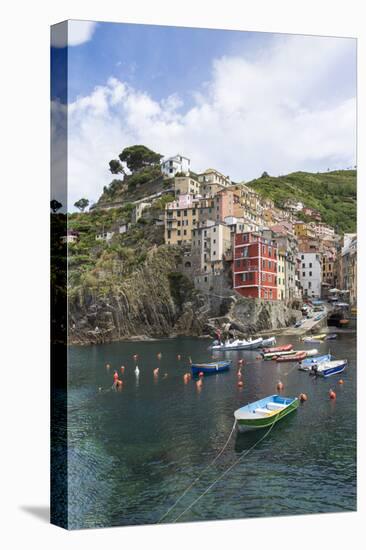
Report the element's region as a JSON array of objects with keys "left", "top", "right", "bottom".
[{"left": 161, "top": 154, "right": 190, "bottom": 177}]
